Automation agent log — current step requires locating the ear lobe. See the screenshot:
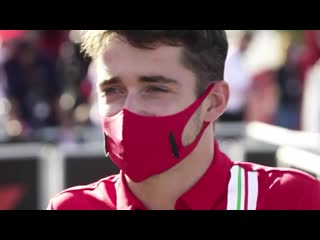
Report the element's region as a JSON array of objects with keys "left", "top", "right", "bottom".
[{"left": 203, "top": 81, "right": 229, "bottom": 122}]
